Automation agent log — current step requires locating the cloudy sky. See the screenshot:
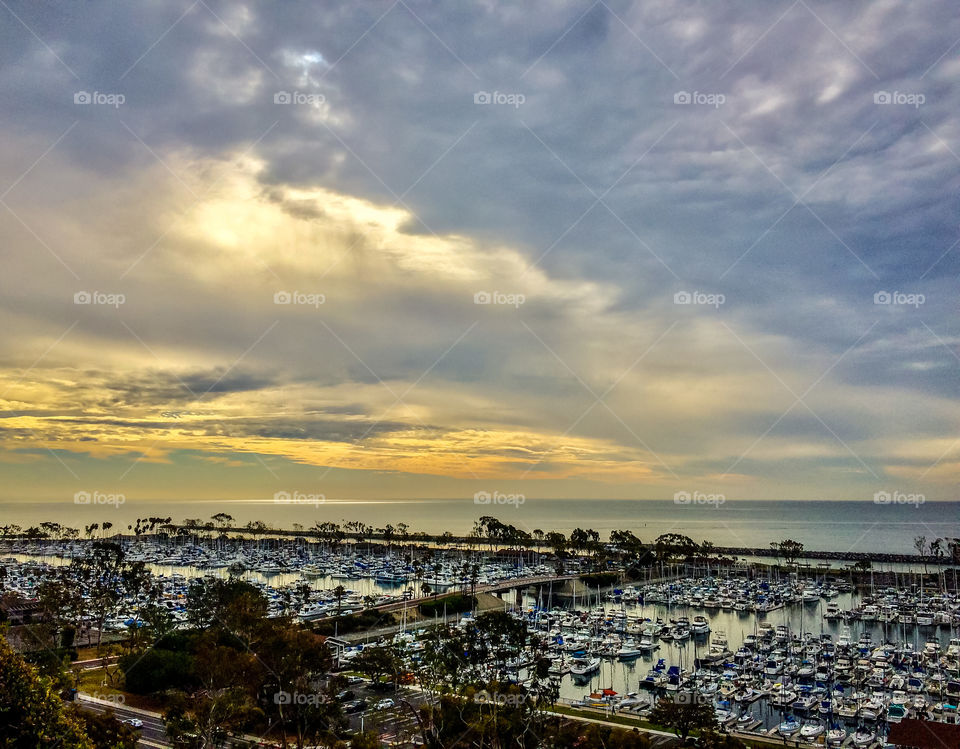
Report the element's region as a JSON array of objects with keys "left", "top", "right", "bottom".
[{"left": 1, "top": 0, "right": 957, "bottom": 505}]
